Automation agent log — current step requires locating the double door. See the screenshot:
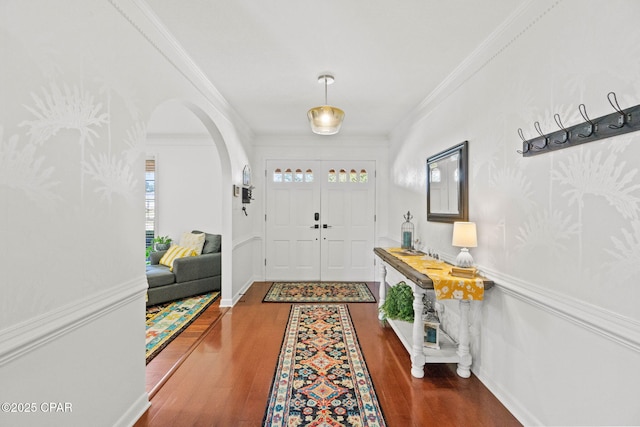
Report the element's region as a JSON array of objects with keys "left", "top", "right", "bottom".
[{"left": 265, "top": 160, "right": 375, "bottom": 281}]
